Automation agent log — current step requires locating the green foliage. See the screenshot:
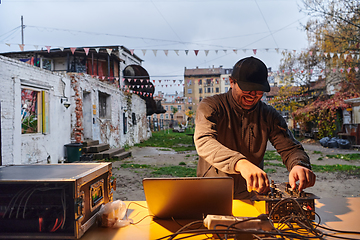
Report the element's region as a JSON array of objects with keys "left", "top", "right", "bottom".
[
  {"left": 265, "top": 169, "right": 277, "bottom": 174},
  {"left": 134, "top": 130, "right": 195, "bottom": 152},
  {"left": 179, "top": 162, "right": 186, "bottom": 165},
  {"left": 313, "top": 151, "right": 322, "bottom": 154},
  {"left": 263, "top": 151, "right": 282, "bottom": 161}
]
